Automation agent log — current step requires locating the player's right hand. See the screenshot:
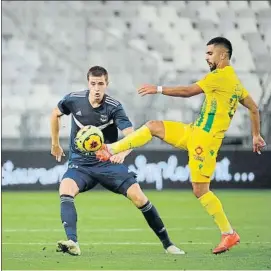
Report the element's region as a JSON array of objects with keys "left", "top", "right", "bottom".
[
  {"left": 252, "top": 135, "right": 266, "bottom": 155},
  {"left": 51, "top": 145, "right": 65, "bottom": 162},
  {"left": 137, "top": 84, "right": 157, "bottom": 96}
]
